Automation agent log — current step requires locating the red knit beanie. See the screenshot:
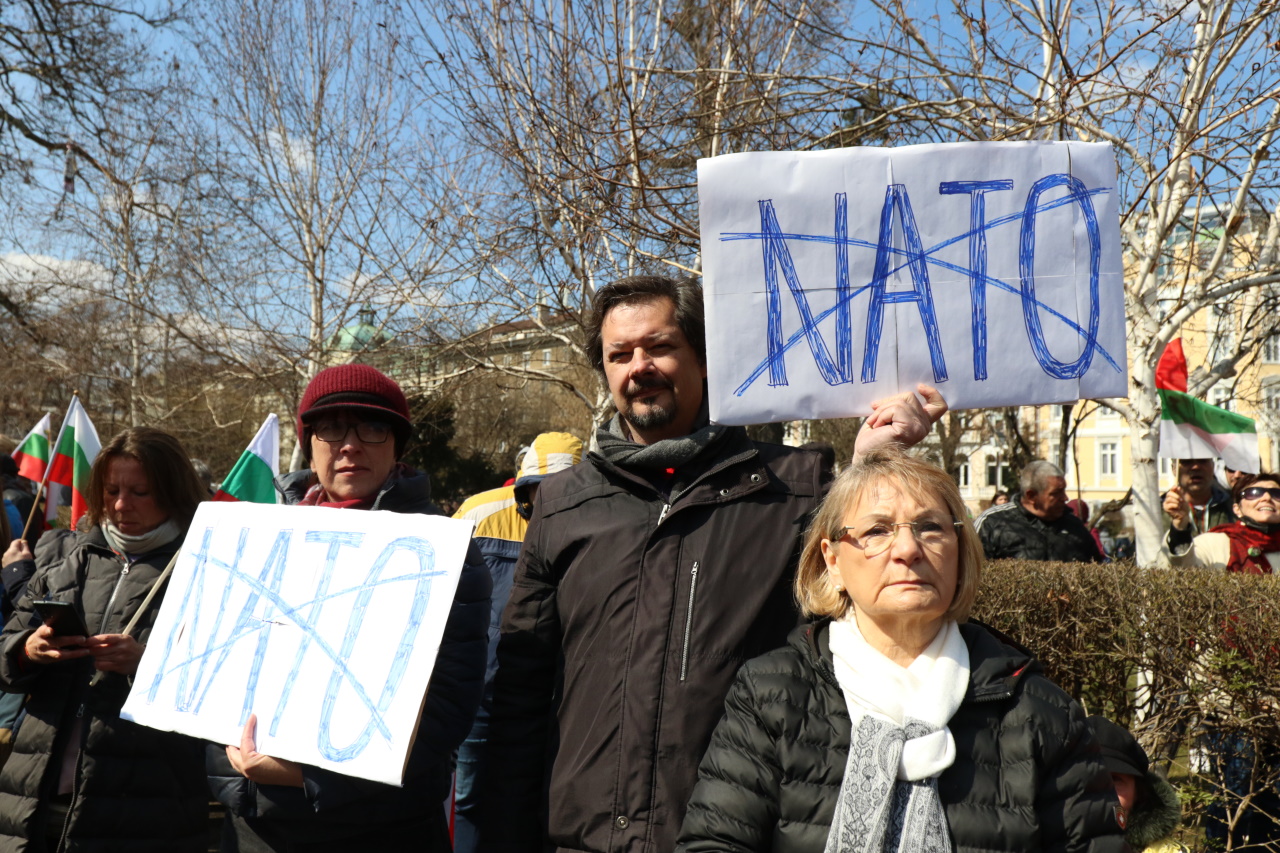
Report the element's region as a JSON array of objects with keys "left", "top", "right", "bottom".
[{"left": 297, "top": 364, "right": 412, "bottom": 459}]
